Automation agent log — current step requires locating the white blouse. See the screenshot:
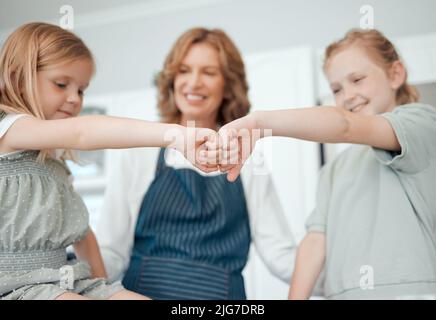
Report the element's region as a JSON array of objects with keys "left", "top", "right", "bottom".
[{"left": 96, "top": 147, "right": 297, "bottom": 284}]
